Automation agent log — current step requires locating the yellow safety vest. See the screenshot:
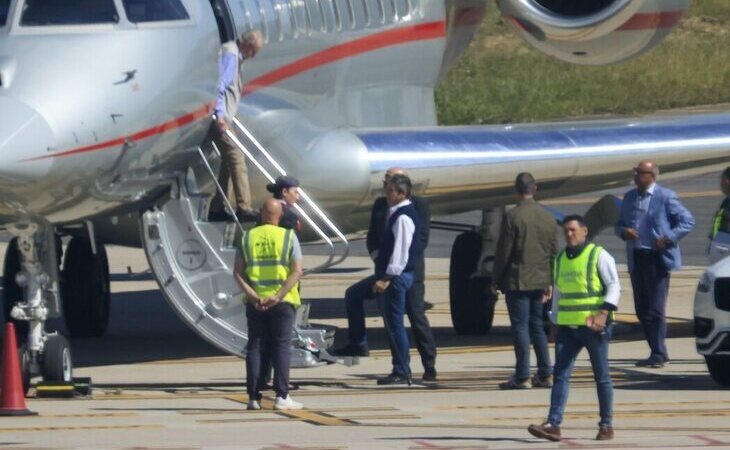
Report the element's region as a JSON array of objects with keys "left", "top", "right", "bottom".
[
  {"left": 554, "top": 243, "right": 606, "bottom": 326},
  {"left": 241, "top": 224, "right": 300, "bottom": 307},
  {"left": 711, "top": 206, "right": 724, "bottom": 240}
]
